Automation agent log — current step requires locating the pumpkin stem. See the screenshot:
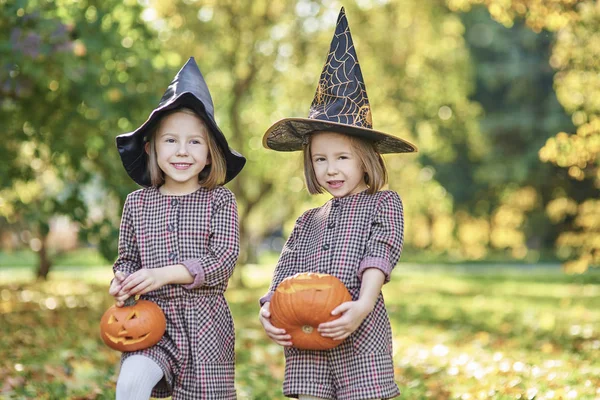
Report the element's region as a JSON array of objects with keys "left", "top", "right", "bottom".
[{"left": 124, "top": 296, "right": 137, "bottom": 307}]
